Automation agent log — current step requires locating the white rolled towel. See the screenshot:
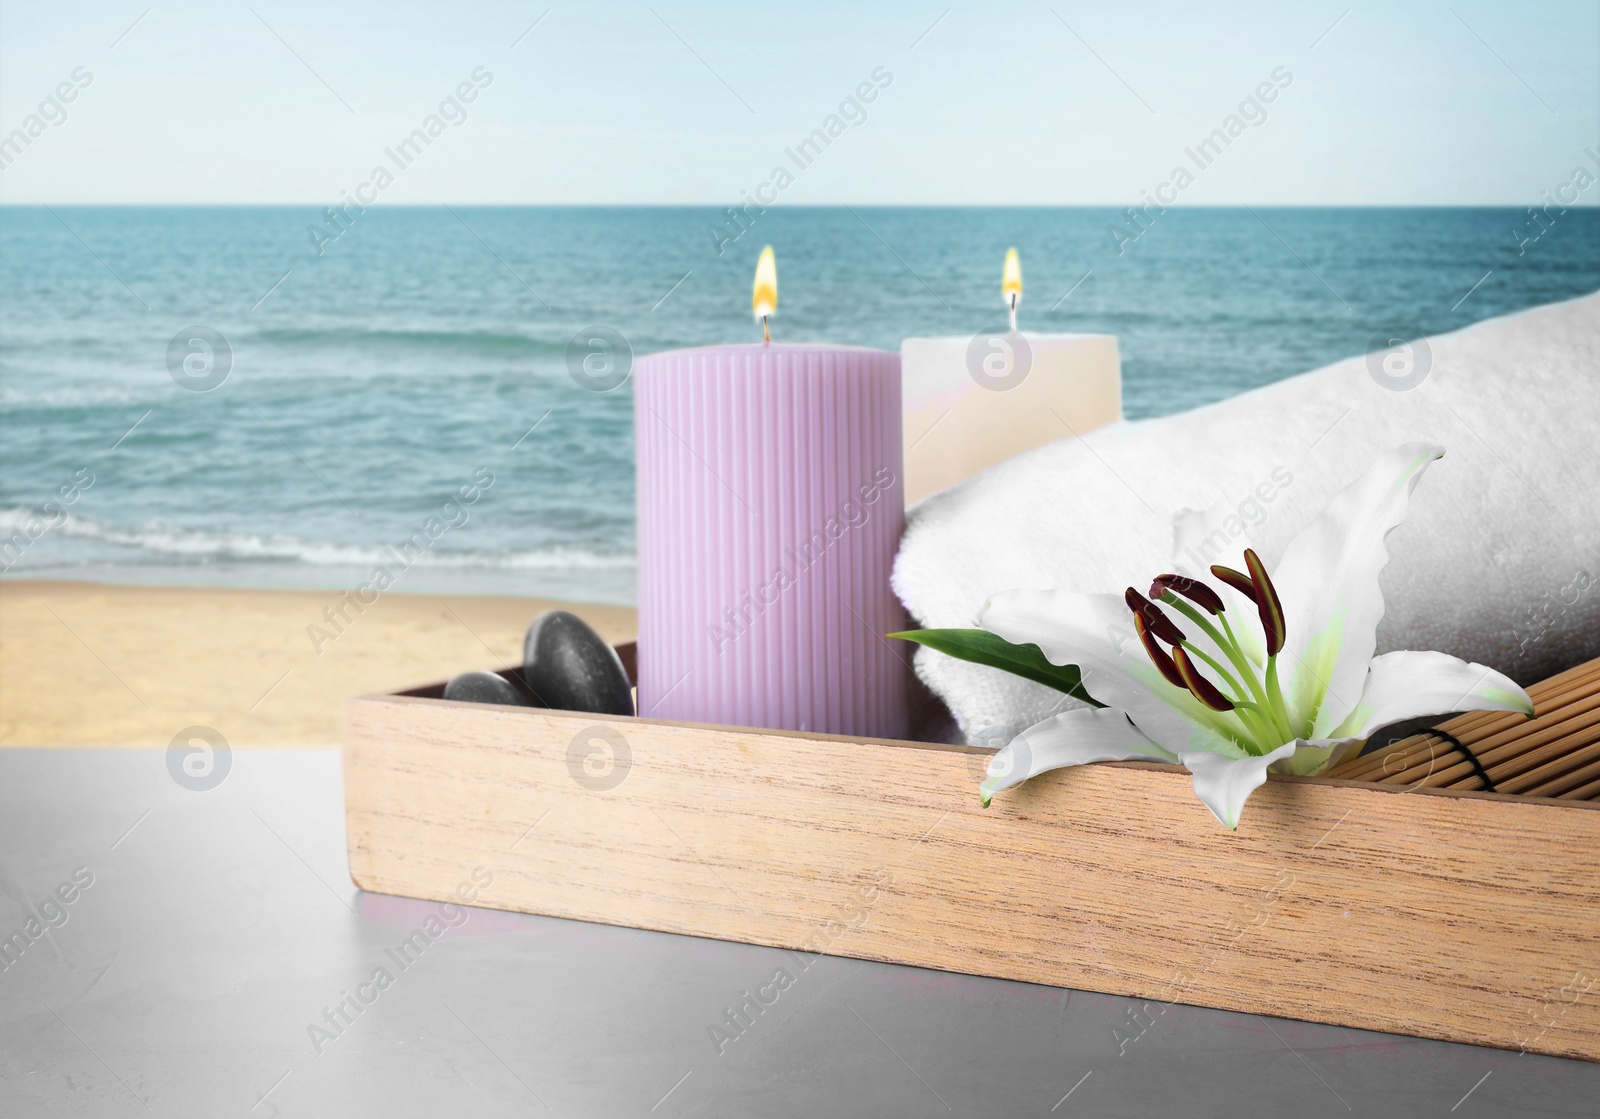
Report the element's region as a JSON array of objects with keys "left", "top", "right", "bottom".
[{"left": 893, "top": 291, "right": 1600, "bottom": 749}]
